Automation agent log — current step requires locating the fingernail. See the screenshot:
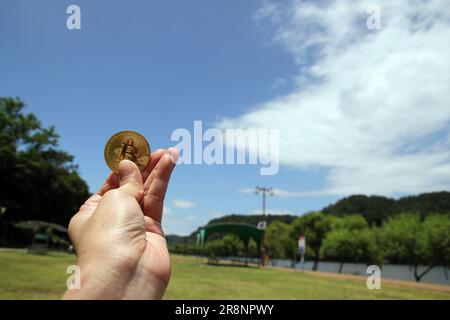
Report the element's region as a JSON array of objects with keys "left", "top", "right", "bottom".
[{"left": 168, "top": 148, "right": 179, "bottom": 164}]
